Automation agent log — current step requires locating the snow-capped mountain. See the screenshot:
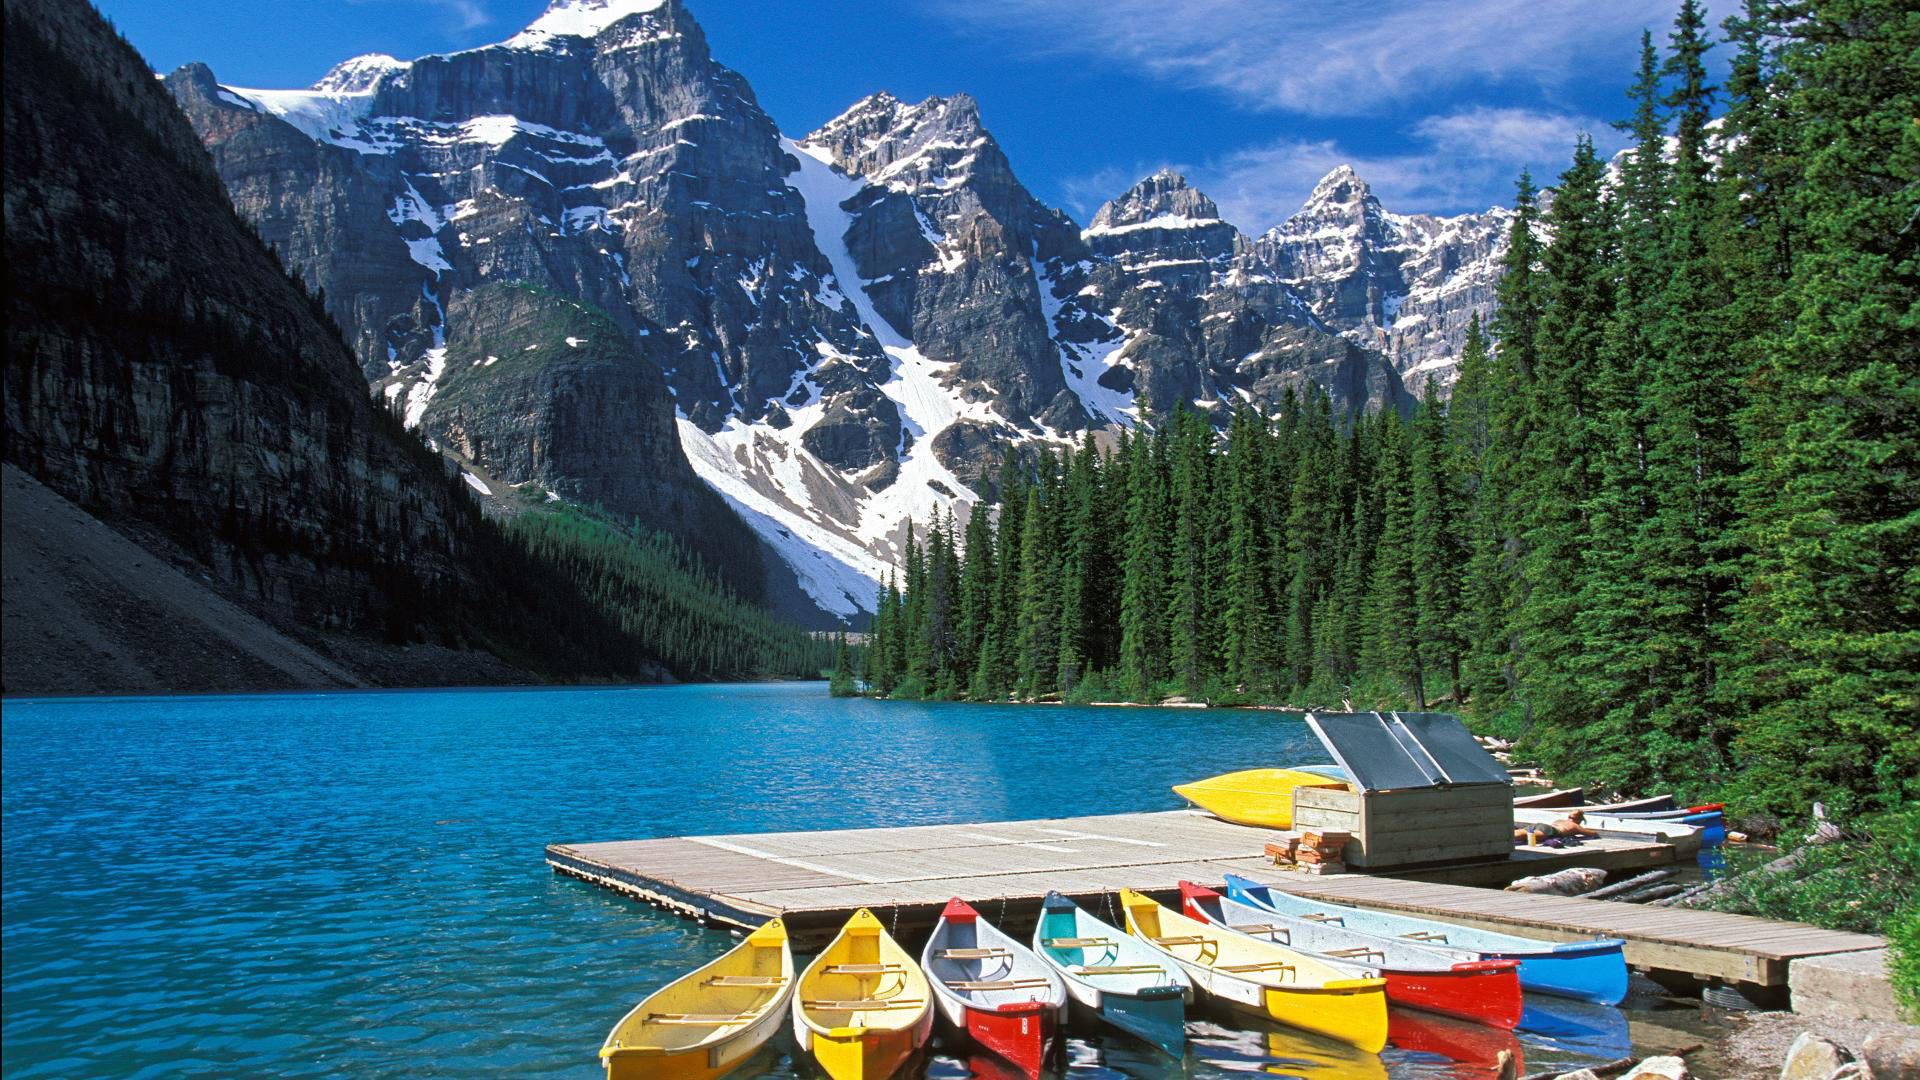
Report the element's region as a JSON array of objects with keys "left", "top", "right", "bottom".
[
  {"left": 1257, "top": 166, "right": 1511, "bottom": 392},
  {"left": 166, "top": 0, "right": 1500, "bottom": 624}
]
